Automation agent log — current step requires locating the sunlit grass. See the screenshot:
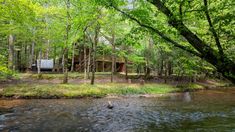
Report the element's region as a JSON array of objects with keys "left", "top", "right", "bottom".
[
  {"left": 19, "top": 72, "right": 113, "bottom": 80},
  {"left": 0, "top": 83, "right": 177, "bottom": 98},
  {"left": 3, "top": 73, "right": 231, "bottom": 98}
]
